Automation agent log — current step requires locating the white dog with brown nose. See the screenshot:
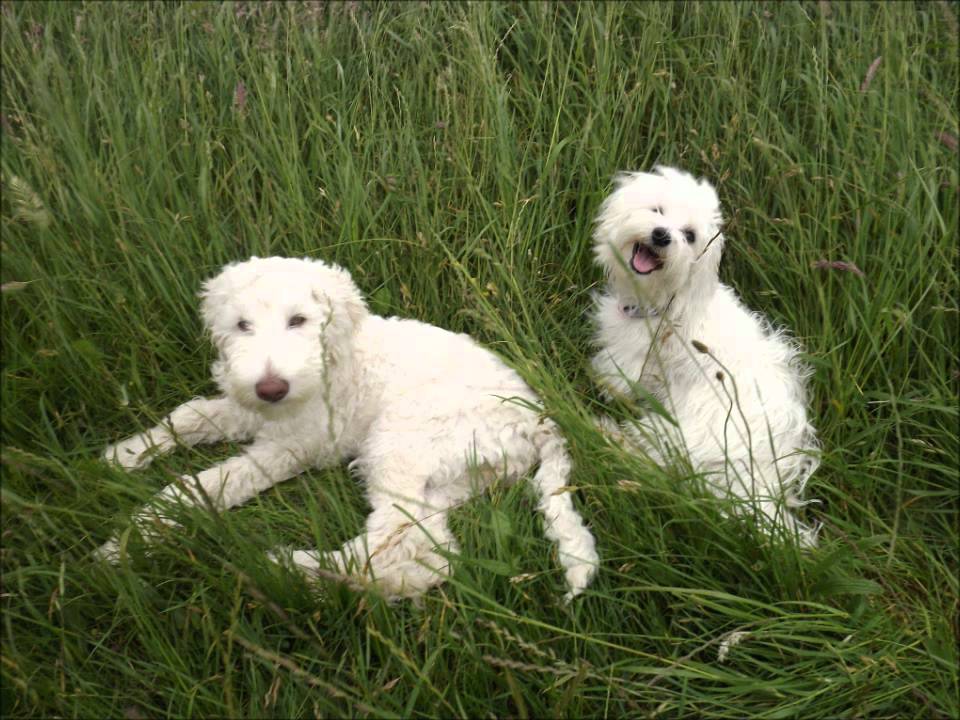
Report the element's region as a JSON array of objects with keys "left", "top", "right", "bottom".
[
  {"left": 591, "top": 167, "right": 820, "bottom": 545},
  {"left": 99, "top": 256, "right": 598, "bottom": 601}
]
